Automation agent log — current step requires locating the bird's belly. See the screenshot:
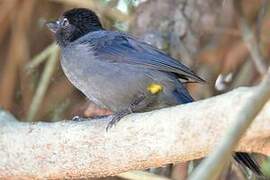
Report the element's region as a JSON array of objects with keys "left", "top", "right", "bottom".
[
  {"left": 61, "top": 58, "right": 153, "bottom": 111},
  {"left": 84, "top": 67, "right": 153, "bottom": 111}
]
